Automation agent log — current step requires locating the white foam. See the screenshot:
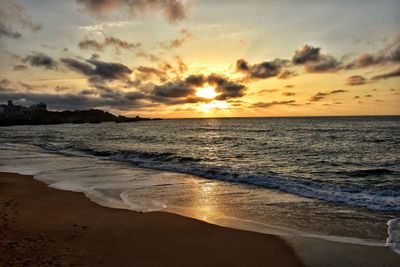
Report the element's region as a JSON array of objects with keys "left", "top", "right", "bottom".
[{"left": 386, "top": 218, "right": 400, "bottom": 255}]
